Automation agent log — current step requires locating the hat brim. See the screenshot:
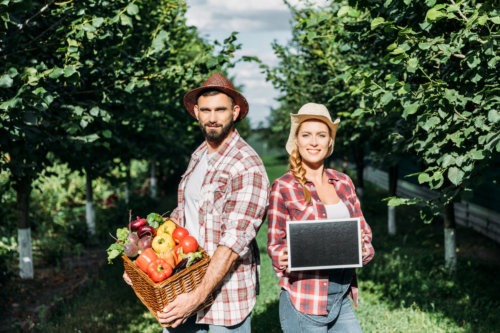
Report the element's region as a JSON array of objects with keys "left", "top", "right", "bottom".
[
  {"left": 183, "top": 86, "right": 249, "bottom": 122},
  {"left": 285, "top": 115, "right": 340, "bottom": 156}
]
